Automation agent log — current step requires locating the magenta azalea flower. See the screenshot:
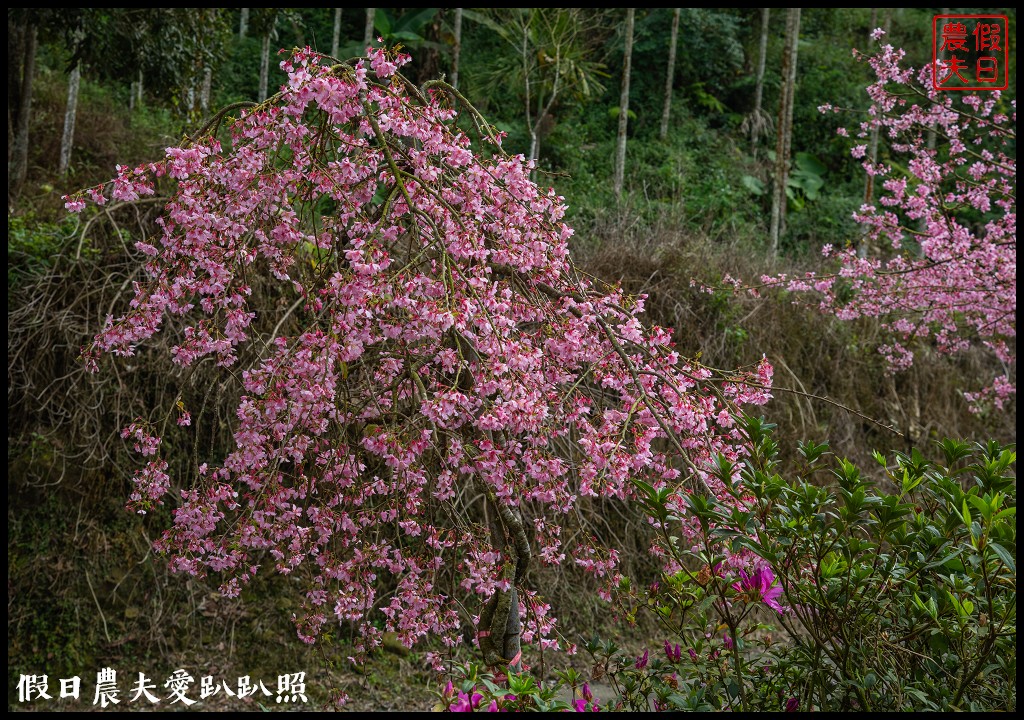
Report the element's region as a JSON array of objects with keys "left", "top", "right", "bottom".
[
  {"left": 635, "top": 649, "right": 649, "bottom": 669},
  {"left": 572, "top": 683, "right": 599, "bottom": 712},
  {"left": 734, "top": 565, "right": 789, "bottom": 613},
  {"left": 449, "top": 691, "right": 484, "bottom": 712},
  {"left": 573, "top": 698, "right": 601, "bottom": 713}
]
